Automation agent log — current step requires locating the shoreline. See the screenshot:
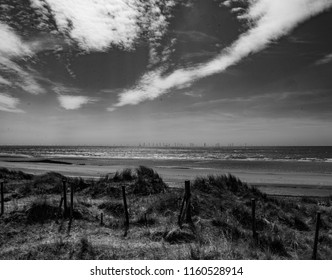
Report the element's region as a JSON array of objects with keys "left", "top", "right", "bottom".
[{"left": 1, "top": 157, "right": 332, "bottom": 197}]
